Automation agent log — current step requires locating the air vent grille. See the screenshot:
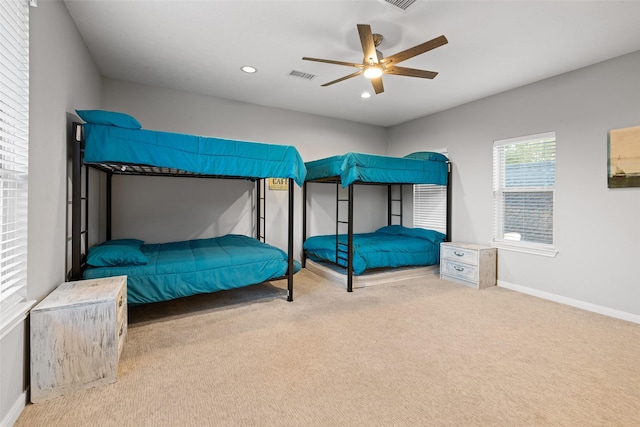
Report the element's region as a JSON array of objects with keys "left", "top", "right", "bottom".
[
  {"left": 289, "top": 70, "right": 316, "bottom": 80},
  {"left": 382, "top": 0, "right": 417, "bottom": 11}
]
